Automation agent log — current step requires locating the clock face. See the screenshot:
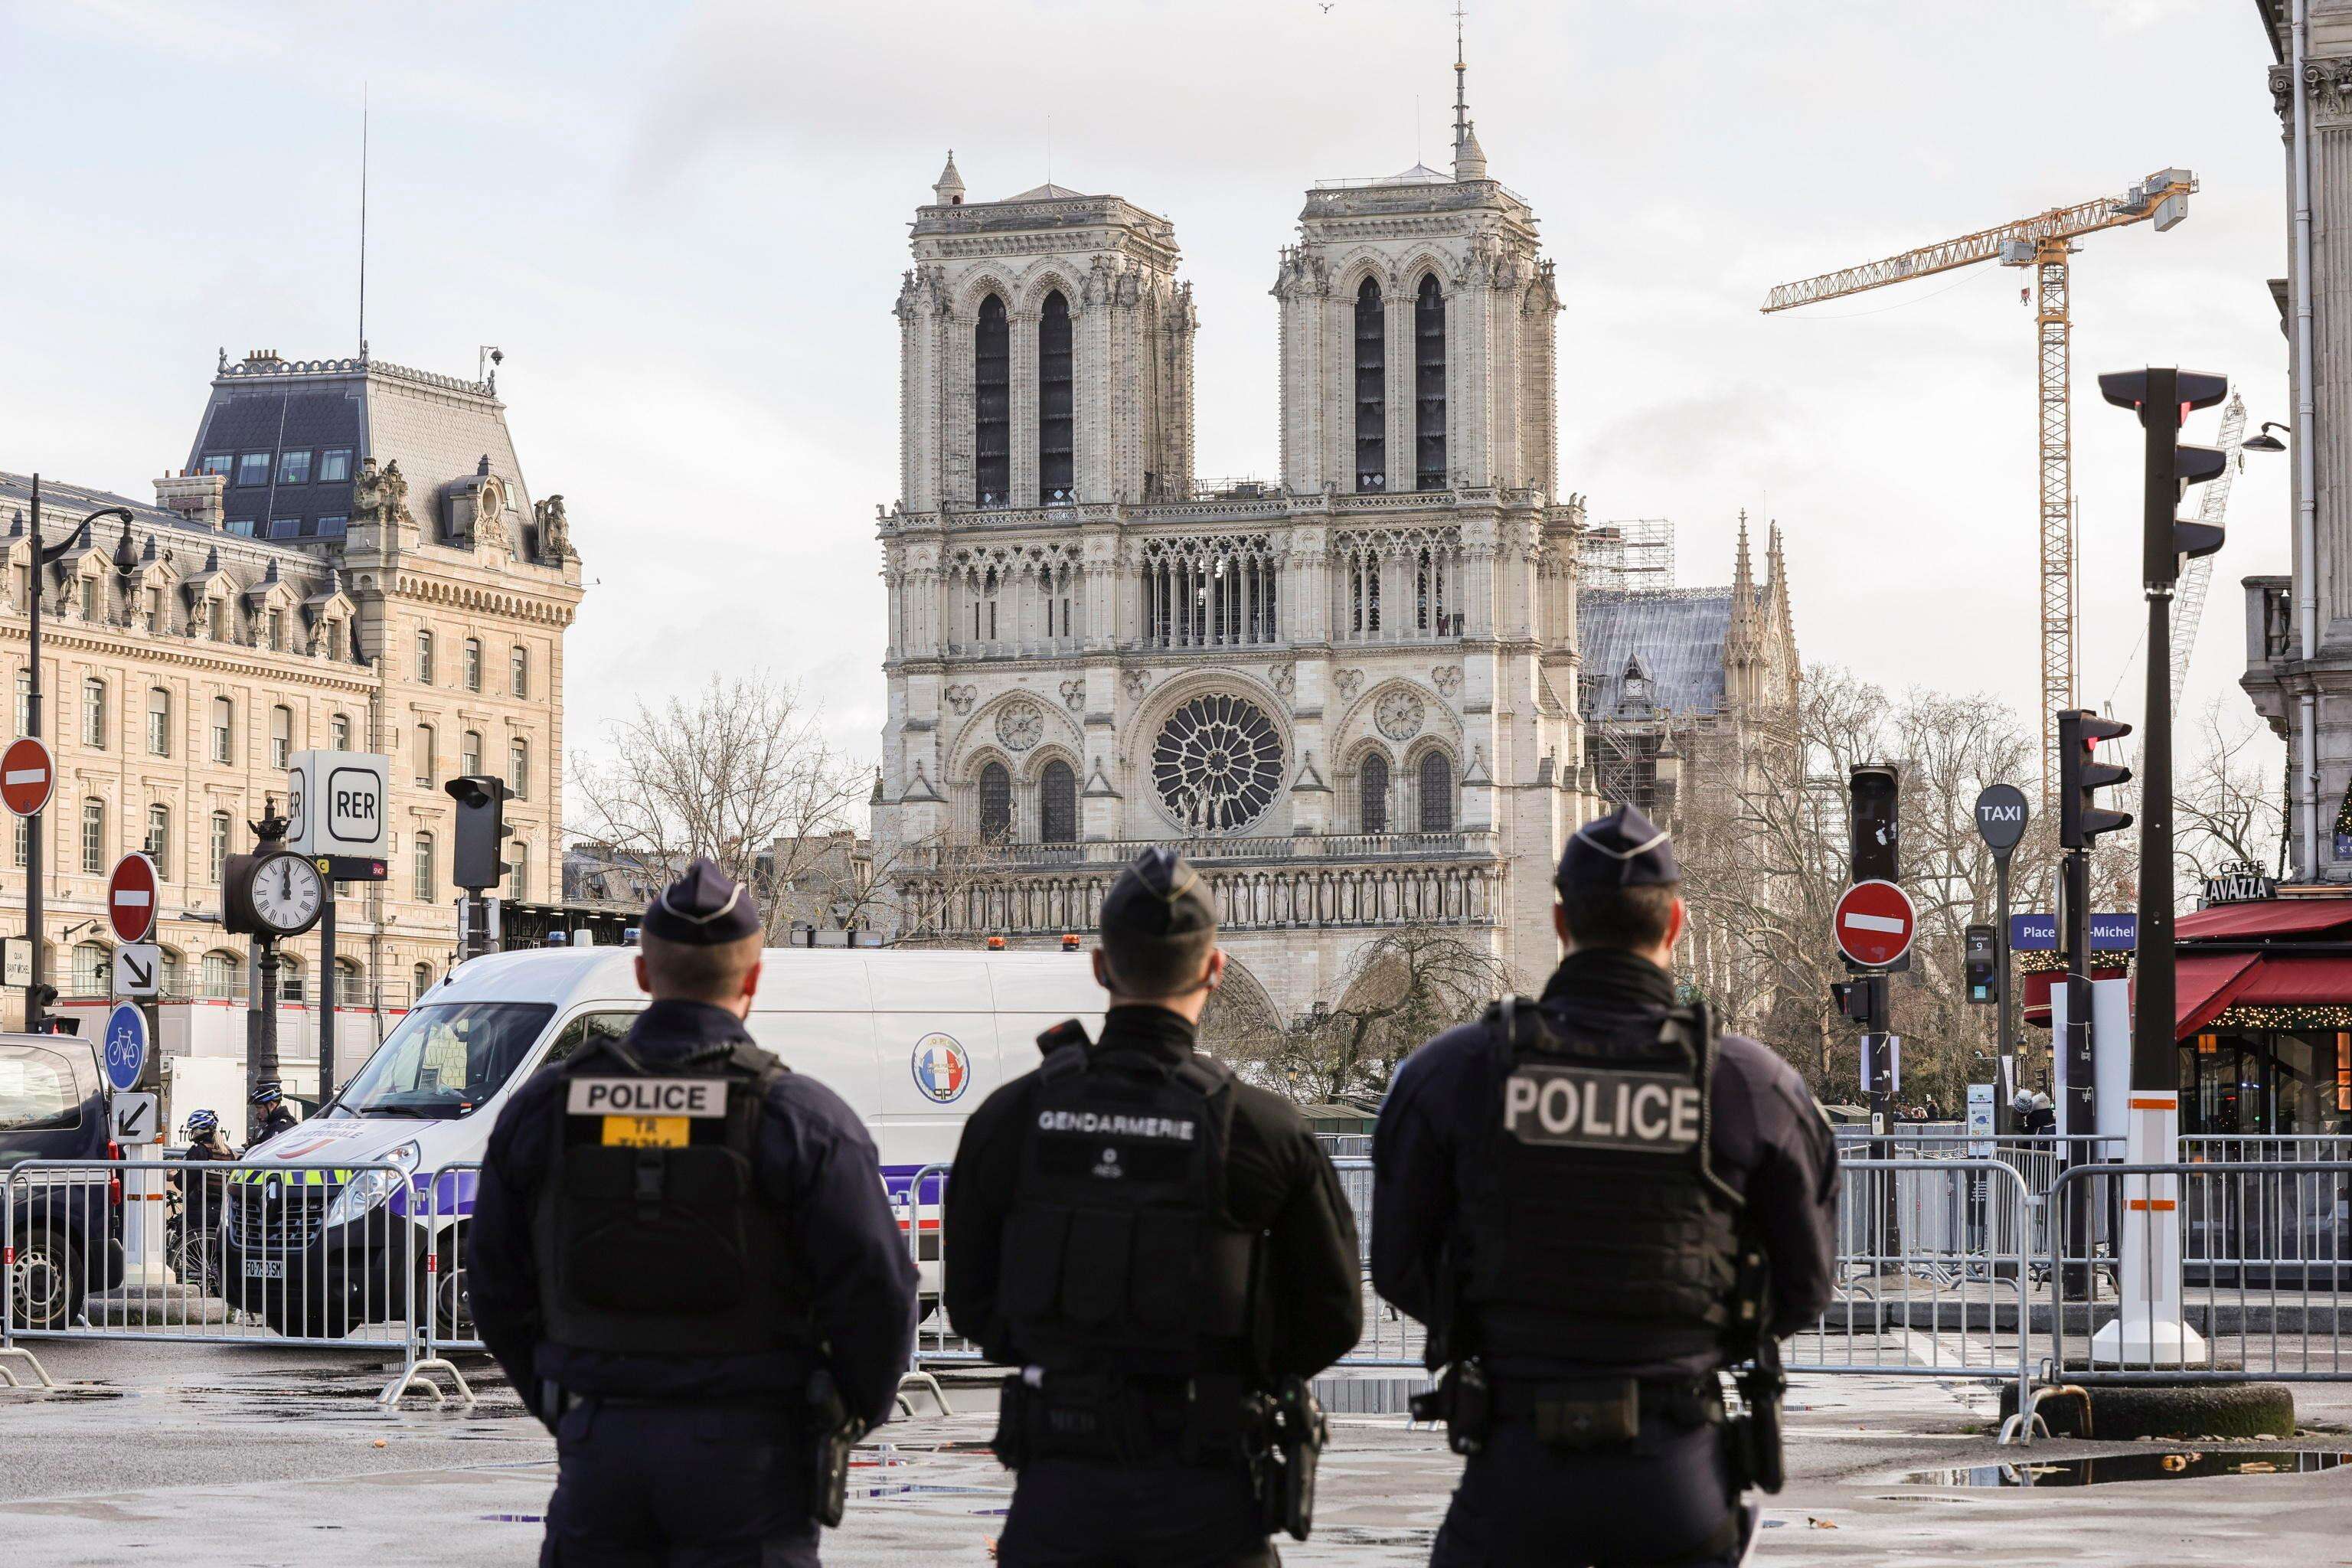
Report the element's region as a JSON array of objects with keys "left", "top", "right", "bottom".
[{"left": 250, "top": 853, "right": 325, "bottom": 934}]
